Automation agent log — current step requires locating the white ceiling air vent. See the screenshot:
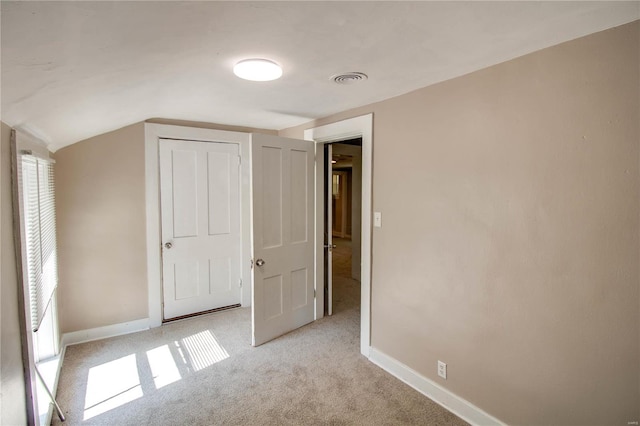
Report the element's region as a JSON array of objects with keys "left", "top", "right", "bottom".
[{"left": 332, "top": 72, "right": 368, "bottom": 84}]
